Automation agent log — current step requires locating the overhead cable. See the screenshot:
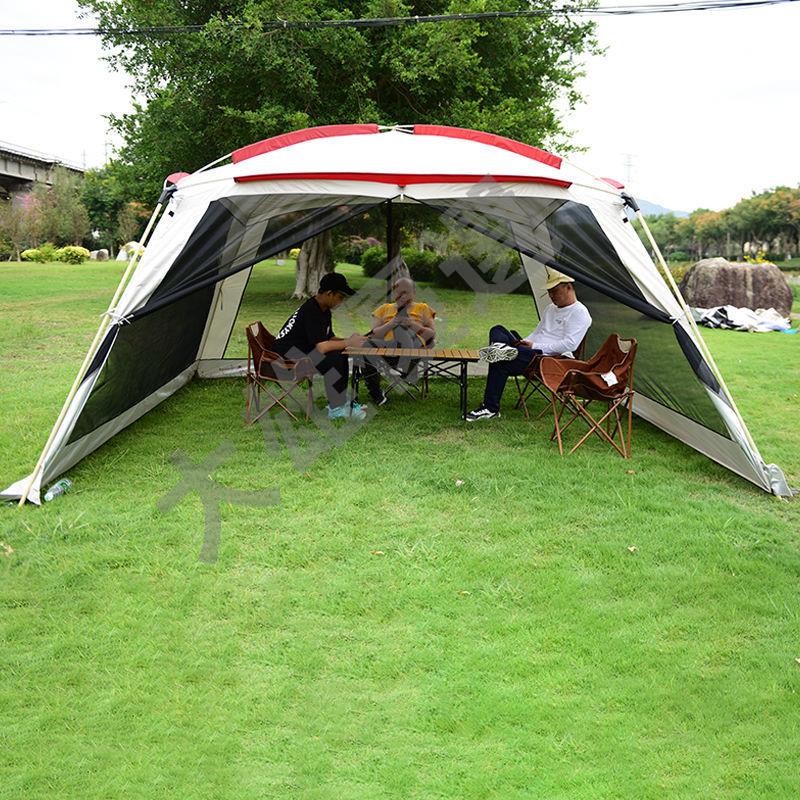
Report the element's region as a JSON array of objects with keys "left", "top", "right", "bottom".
[{"left": 0, "top": 0, "right": 796, "bottom": 37}]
